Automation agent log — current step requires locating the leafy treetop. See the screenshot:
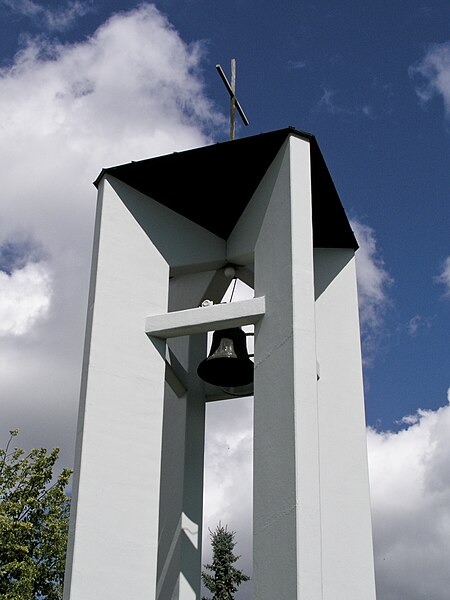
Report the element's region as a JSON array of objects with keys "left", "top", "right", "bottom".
[{"left": 0, "top": 429, "right": 72, "bottom": 600}]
